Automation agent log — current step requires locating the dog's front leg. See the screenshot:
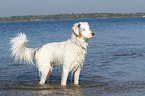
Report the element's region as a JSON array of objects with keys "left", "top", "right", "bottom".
[
  {"left": 61, "top": 69, "right": 69, "bottom": 85},
  {"left": 74, "top": 67, "right": 81, "bottom": 85}
]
